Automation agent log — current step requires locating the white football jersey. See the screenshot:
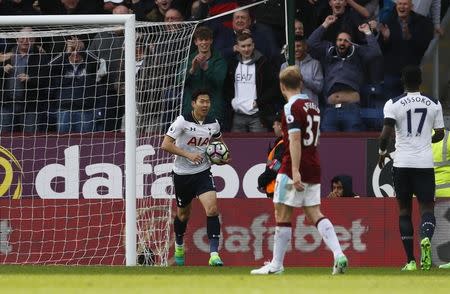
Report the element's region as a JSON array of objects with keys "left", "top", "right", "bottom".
[
  {"left": 383, "top": 92, "right": 444, "bottom": 168},
  {"left": 166, "top": 112, "right": 221, "bottom": 175}
]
